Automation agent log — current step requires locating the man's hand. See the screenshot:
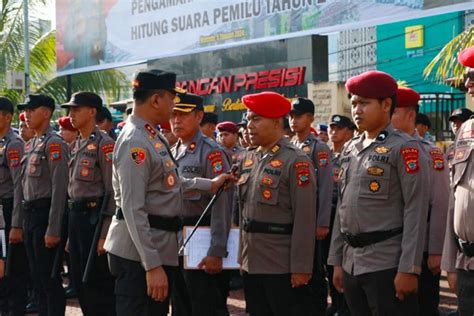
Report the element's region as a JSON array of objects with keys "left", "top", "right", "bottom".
[
  {"left": 65, "top": 239, "right": 70, "bottom": 253},
  {"left": 447, "top": 272, "right": 457, "bottom": 291},
  {"left": 316, "top": 226, "right": 329, "bottom": 240},
  {"left": 44, "top": 235, "right": 61, "bottom": 248},
  {"left": 97, "top": 238, "right": 106, "bottom": 256},
  {"left": 198, "top": 256, "right": 223, "bottom": 274},
  {"left": 9, "top": 228, "right": 23, "bottom": 244},
  {"left": 291, "top": 273, "right": 311, "bottom": 288},
  {"left": 333, "top": 266, "right": 344, "bottom": 293},
  {"left": 394, "top": 272, "right": 418, "bottom": 301},
  {"left": 146, "top": 266, "right": 168, "bottom": 302},
  {"left": 427, "top": 255, "right": 441, "bottom": 275},
  {"left": 210, "top": 173, "right": 238, "bottom": 193}
]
